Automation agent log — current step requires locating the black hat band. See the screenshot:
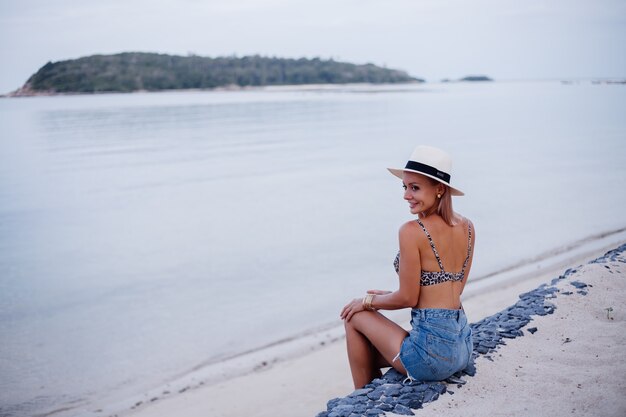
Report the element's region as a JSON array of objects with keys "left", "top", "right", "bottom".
[{"left": 404, "top": 161, "right": 451, "bottom": 183}]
